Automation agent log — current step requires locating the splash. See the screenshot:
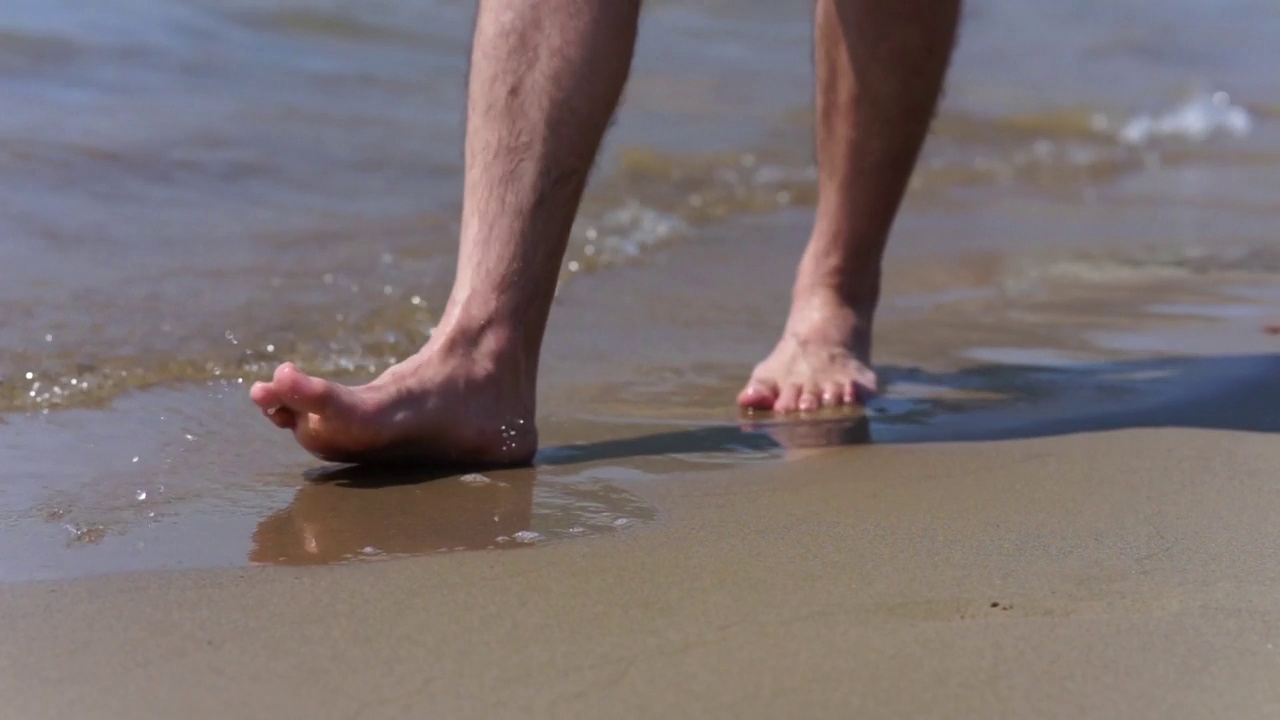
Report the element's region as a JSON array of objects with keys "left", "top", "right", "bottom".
[{"left": 1116, "top": 91, "right": 1253, "bottom": 146}]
